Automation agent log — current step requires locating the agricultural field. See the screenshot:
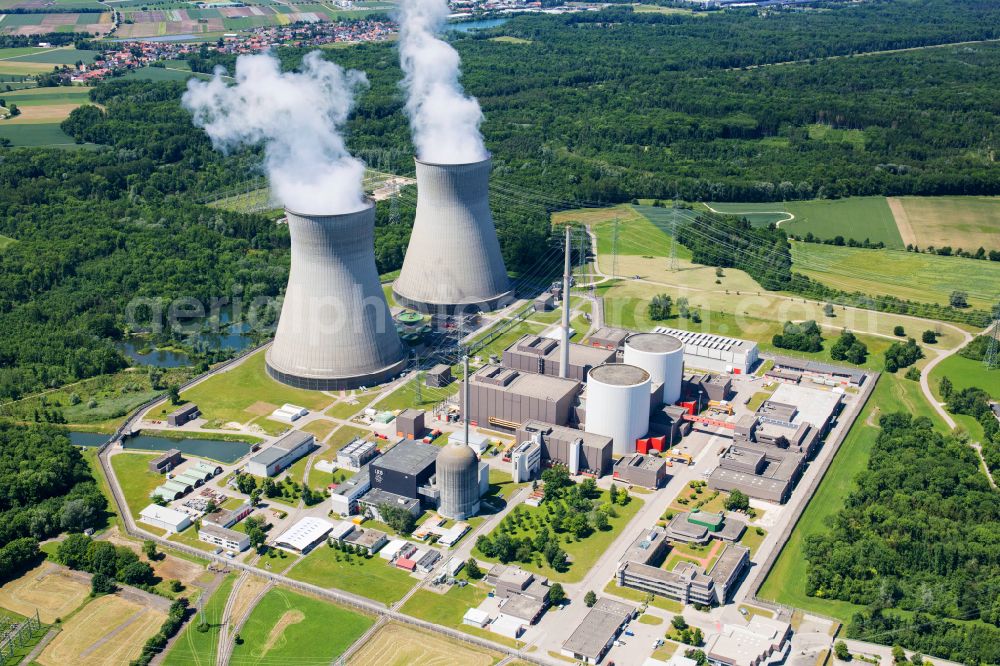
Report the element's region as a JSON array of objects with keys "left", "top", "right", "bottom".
[
  {"left": 703, "top": 202, "right": 793, "bottom": 228},
  {"left": 783, "top": 197, "right": 903, "bottom": 248},
  {"left": 0, "top": 562, "right": 90, "bottom": 623},
  {"left": 170, "top": 349, "right": 334, "bottom": 432},
  {"left": 285, "top": 542, "right": 416, "bottom": 604},
  {"left": 0, "top": 11, "right": 112, "bottom": 36},
  {"left": 162, "top": 575, "right": 235, "bottom": 666},
  {"left": 0, "top": 0, "right": 105, "bottom": 8},
  {"left": 0, "top": 120, "right": 79, "bottom": 146},
  {"left": 758, "top": 374, "right": 945, "bottom": 622},
  {"left": 790, "top": 242, "right": 1000, "bottom": 310},
  {"left": 120, "top": 65, "right": 211, "bottom": 82},
  {"left": 888, "top": 195, "right": 1000, "bottom": 251},
  {"left": 37, "top": 593, "right": 166, "bottom": 666},
  {"left": 348, "top": 621, "right": 501, "bottom": 666},
  {"left": 0, "top": 85, "right": 92, "bottom": 124},
  {"left": 229, "top": 587, "right": 373, "bottom": 665}
]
